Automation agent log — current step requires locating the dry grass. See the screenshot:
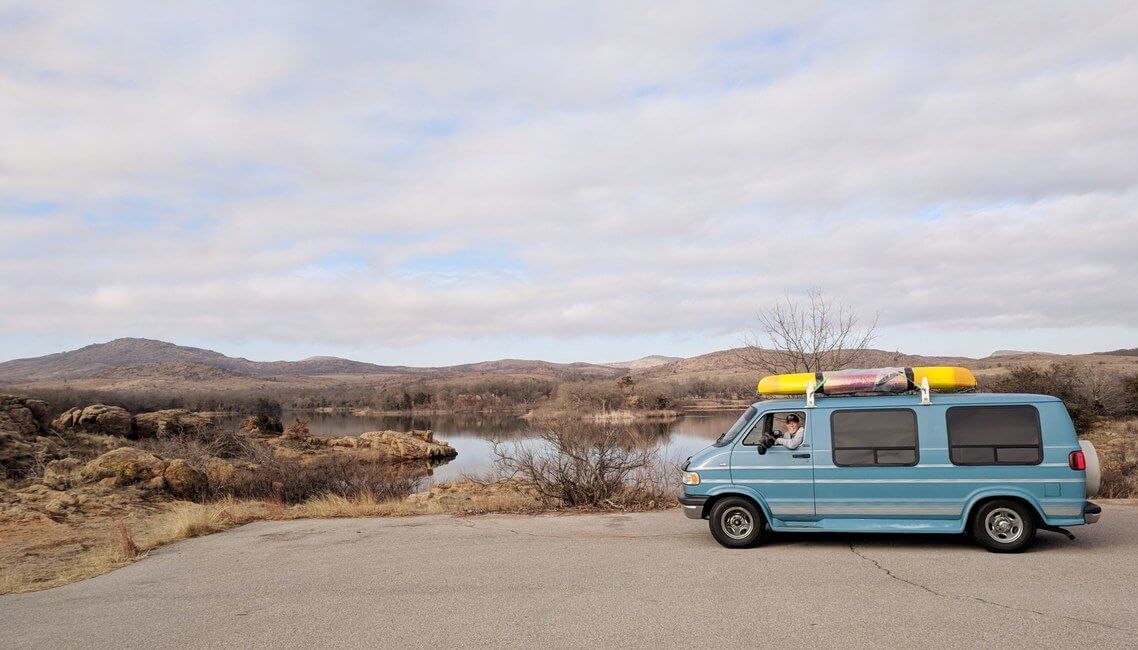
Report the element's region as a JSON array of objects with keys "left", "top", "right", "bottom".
[
  {"left": 291, "top": 492, "right": 393, "bottom": 518},
  {"left": 156, "top": 503, "right": 230, "bottom": 539},
  {"left": 114, "top": 522, "right": 142, "bottom": 560},
  {"left": 0, "top": 482, "right": 560, "bottom": 596},
  {"left": 0, "top": 532, "right": 142, "bottom": 595}
]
